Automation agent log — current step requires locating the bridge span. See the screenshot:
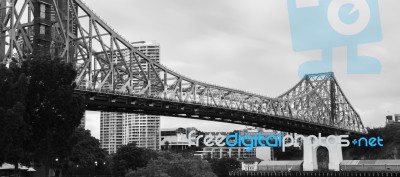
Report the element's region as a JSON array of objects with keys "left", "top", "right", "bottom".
[
  {"left": 76, "top": 72, "right": 365, "bottom": 136},
  {"left": 1, "top": 0, "right": 366, "bottom": 135}
]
